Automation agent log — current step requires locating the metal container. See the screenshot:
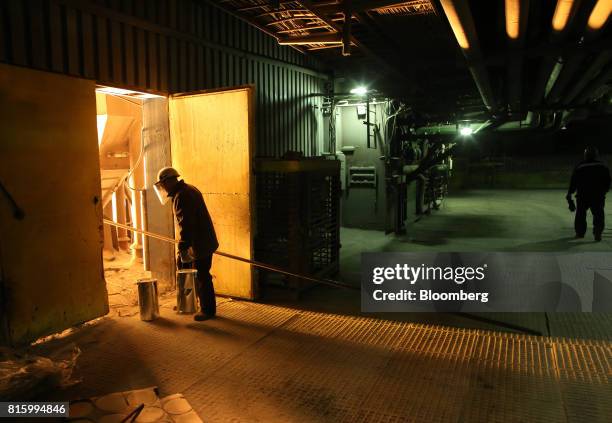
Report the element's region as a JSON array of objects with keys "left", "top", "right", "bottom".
[
  {"left": 137, "top": 279, "right": 159, "bottom": 321},
  {"left": 176, "top": 269, "right": 198, "bottom": 314}
]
